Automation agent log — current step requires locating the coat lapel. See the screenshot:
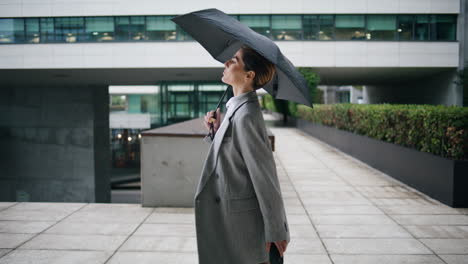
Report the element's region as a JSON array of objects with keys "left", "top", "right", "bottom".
[{"left": 195, "top": 90, "right": 259, "bottom": 197}]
